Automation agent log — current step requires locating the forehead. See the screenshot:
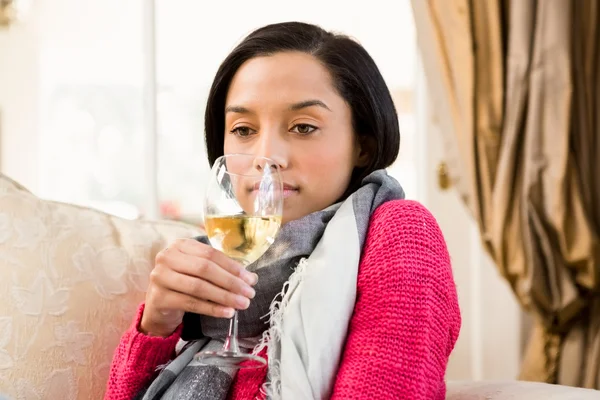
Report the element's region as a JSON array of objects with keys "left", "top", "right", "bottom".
[{"left": 226, "top": 52, "right": 340, "bottom": 106}]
